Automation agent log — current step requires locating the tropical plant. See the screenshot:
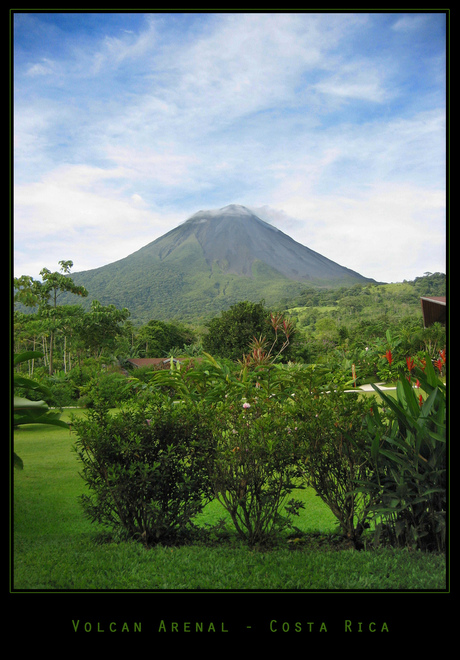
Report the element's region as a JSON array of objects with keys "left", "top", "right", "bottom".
[
  {"left": 15, "top": 261, "right": 88, "bottom": 375},
  {"left": 238, "top": 312, "right": 296, "bottom": 368},
  {"left": 129, "top": 353, "right": 307, "bottom": 545},
  {"left": 357, "top": 353, "right": 446, "bottom": 551}
]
